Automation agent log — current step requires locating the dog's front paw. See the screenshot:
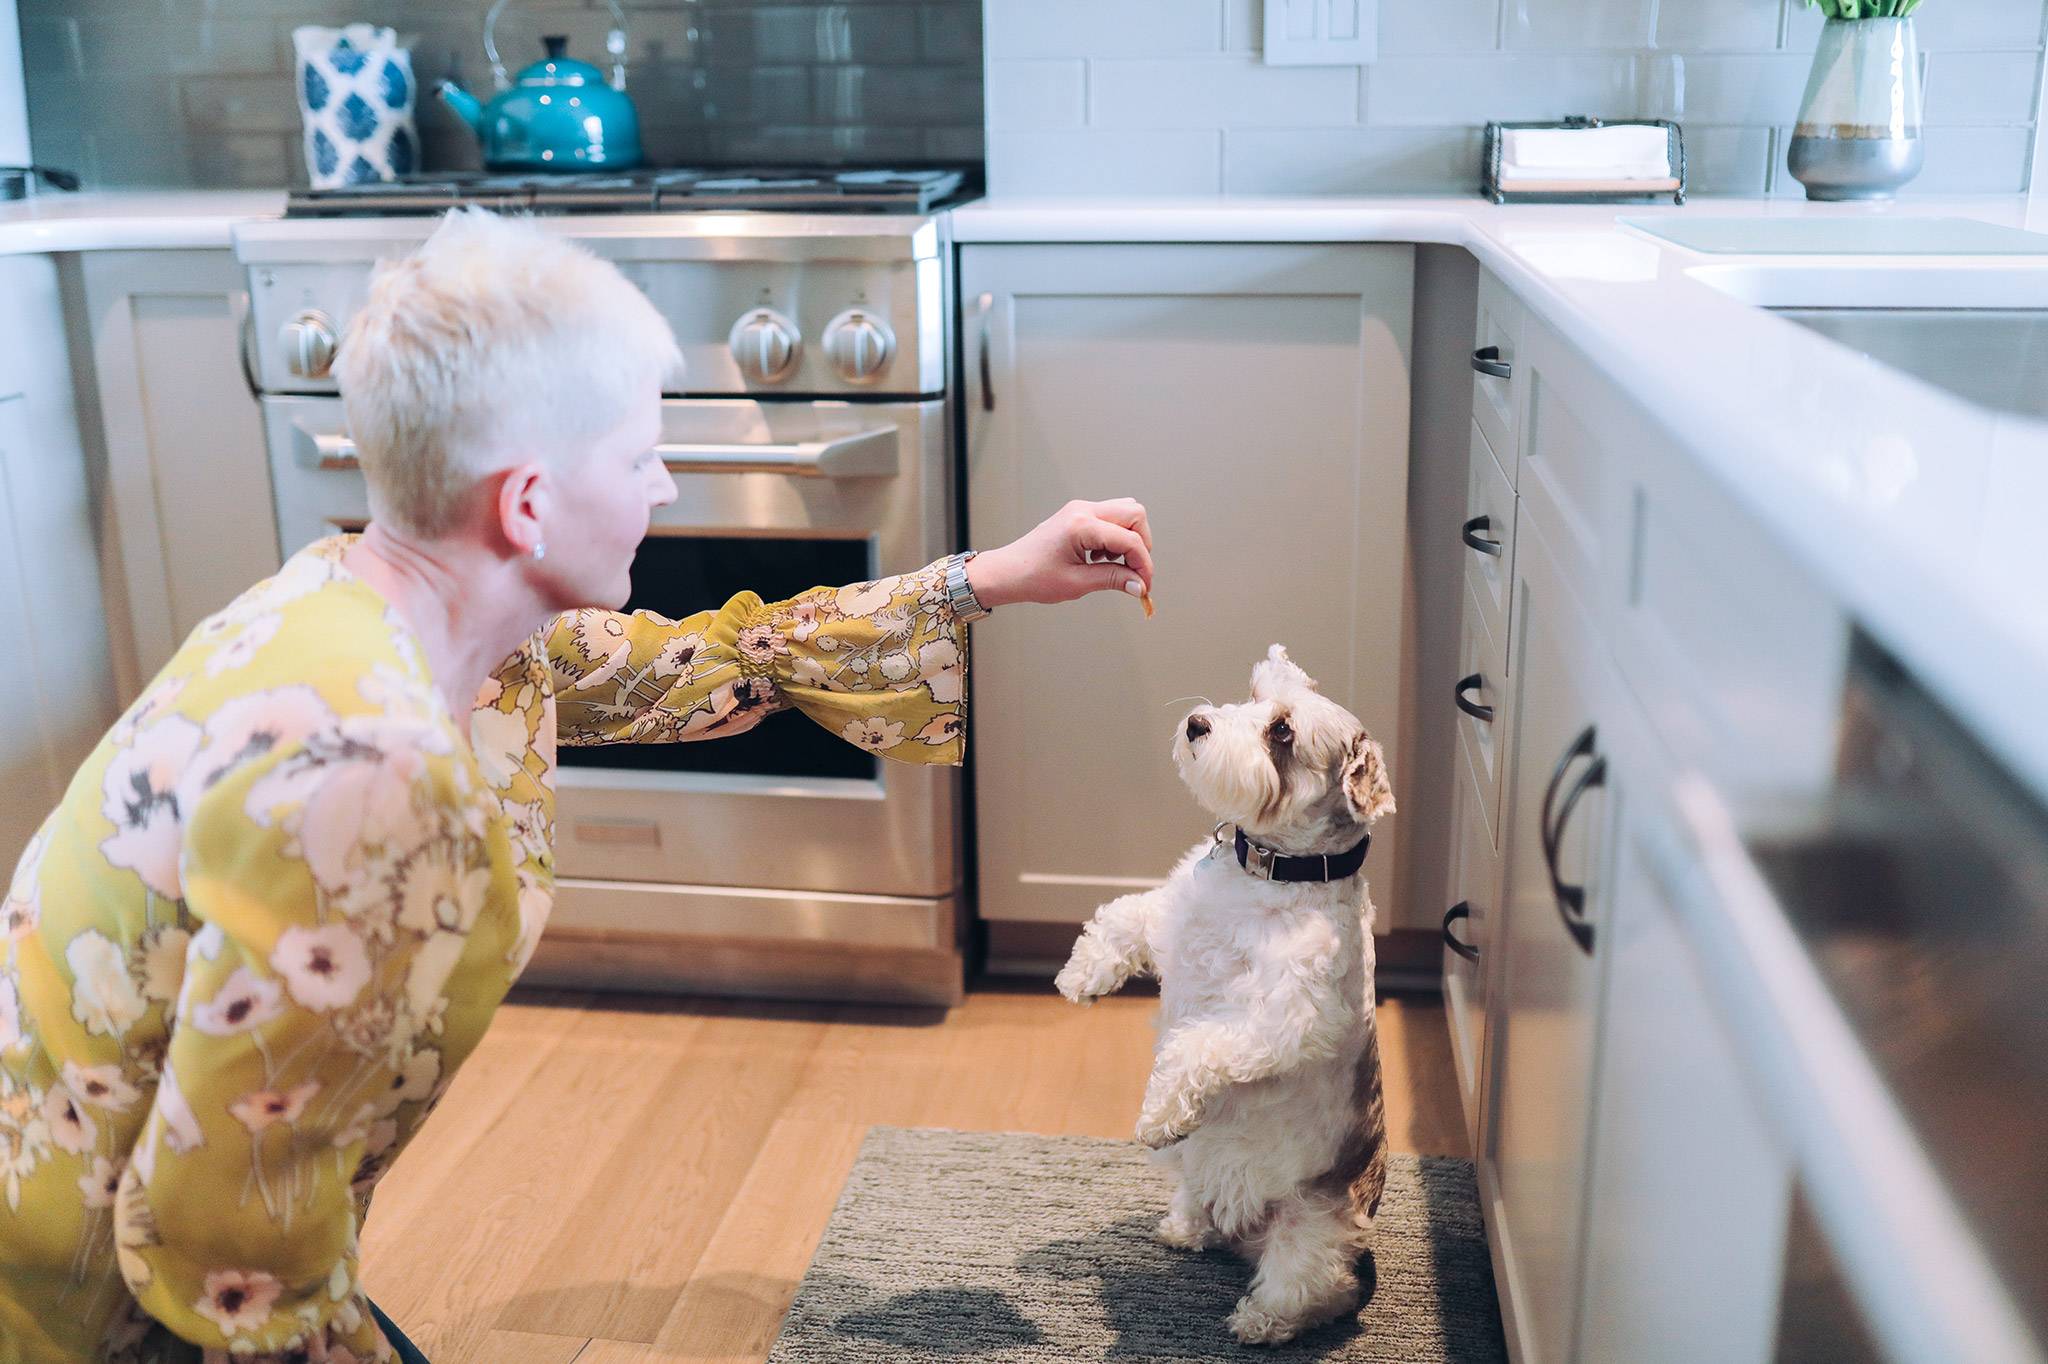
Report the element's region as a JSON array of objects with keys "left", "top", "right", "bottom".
[
  {"left": 1227, "top": 1298, "right": 1302, "bottom": 1347},
  {"left": 1134, "top": 1106, "right": 1190, "bottom": 1150},
  {"left": 1053, "top": 957, "right": 1104, "bottom": 1005}
]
